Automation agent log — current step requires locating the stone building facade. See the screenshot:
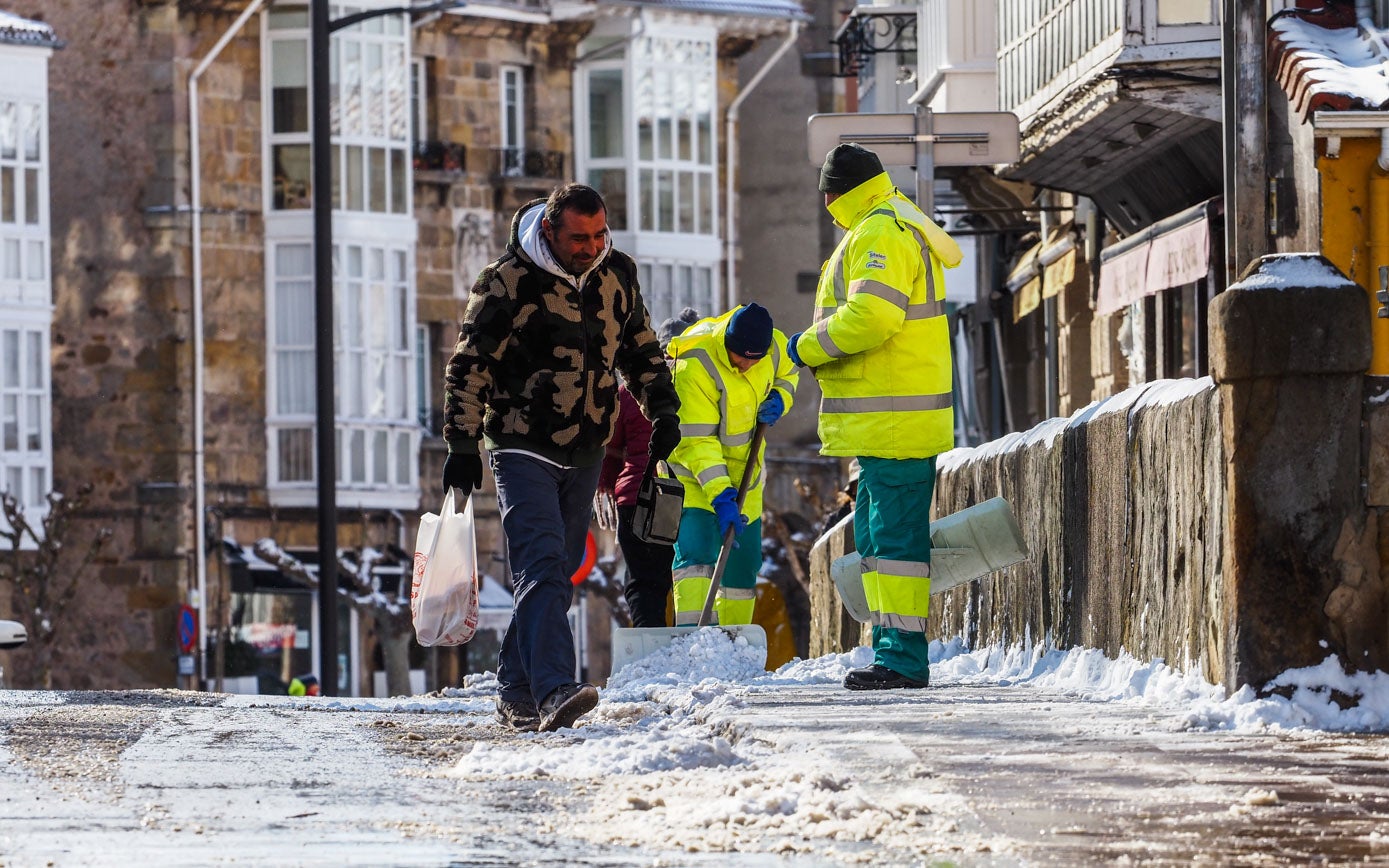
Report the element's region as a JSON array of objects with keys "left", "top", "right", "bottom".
[{"left": 2, "top": 0, "right": 804, "bottom": 692}]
